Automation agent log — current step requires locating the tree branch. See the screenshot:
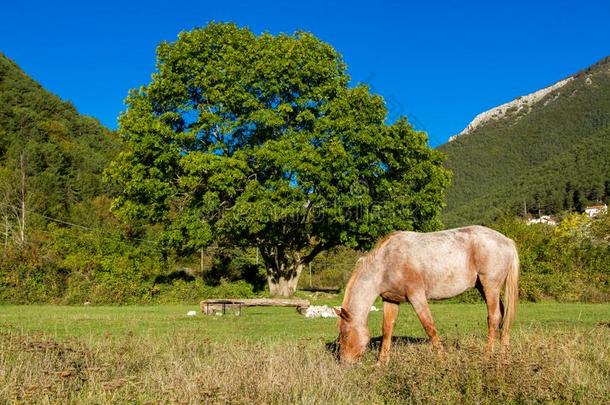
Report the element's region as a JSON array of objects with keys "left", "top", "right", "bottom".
[{"left": 301, "top": 241, "right": 332, "bottom": 265}]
